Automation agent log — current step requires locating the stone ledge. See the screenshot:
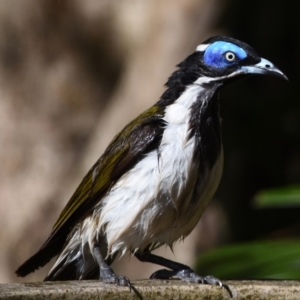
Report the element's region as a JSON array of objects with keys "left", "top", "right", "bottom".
[{"left": 1, "top": 280, "right": 300, "bottom": 300}]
